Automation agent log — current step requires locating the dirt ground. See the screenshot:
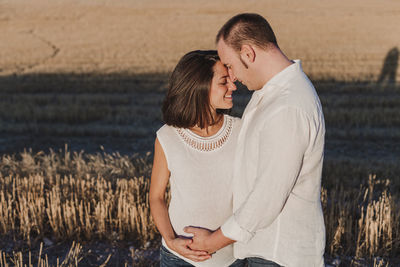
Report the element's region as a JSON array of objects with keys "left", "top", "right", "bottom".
[{"left": 1, "top": 0, "right": 399, "bottom": 81}]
